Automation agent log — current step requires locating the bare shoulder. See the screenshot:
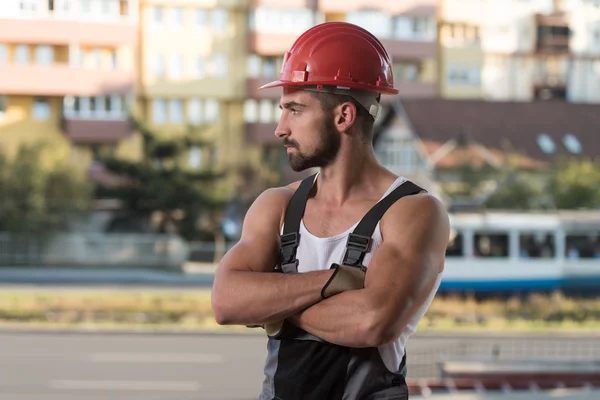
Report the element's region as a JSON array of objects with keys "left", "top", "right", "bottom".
[
  {"left": 247, "top": 186, "right": 296, "bottom": 230},
  {"left": 381, "top": 191, "right": 450, "bottom": 248}
]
